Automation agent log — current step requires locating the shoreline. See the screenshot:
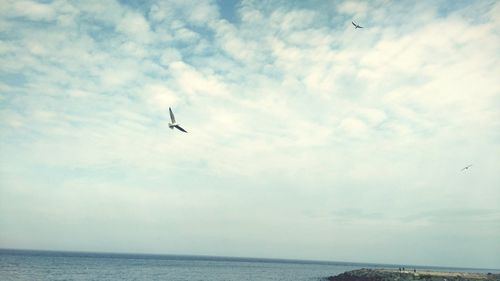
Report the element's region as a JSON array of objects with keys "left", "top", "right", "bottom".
[{"left": 327, "top": 268, "right": 500, "bottom": 281}]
